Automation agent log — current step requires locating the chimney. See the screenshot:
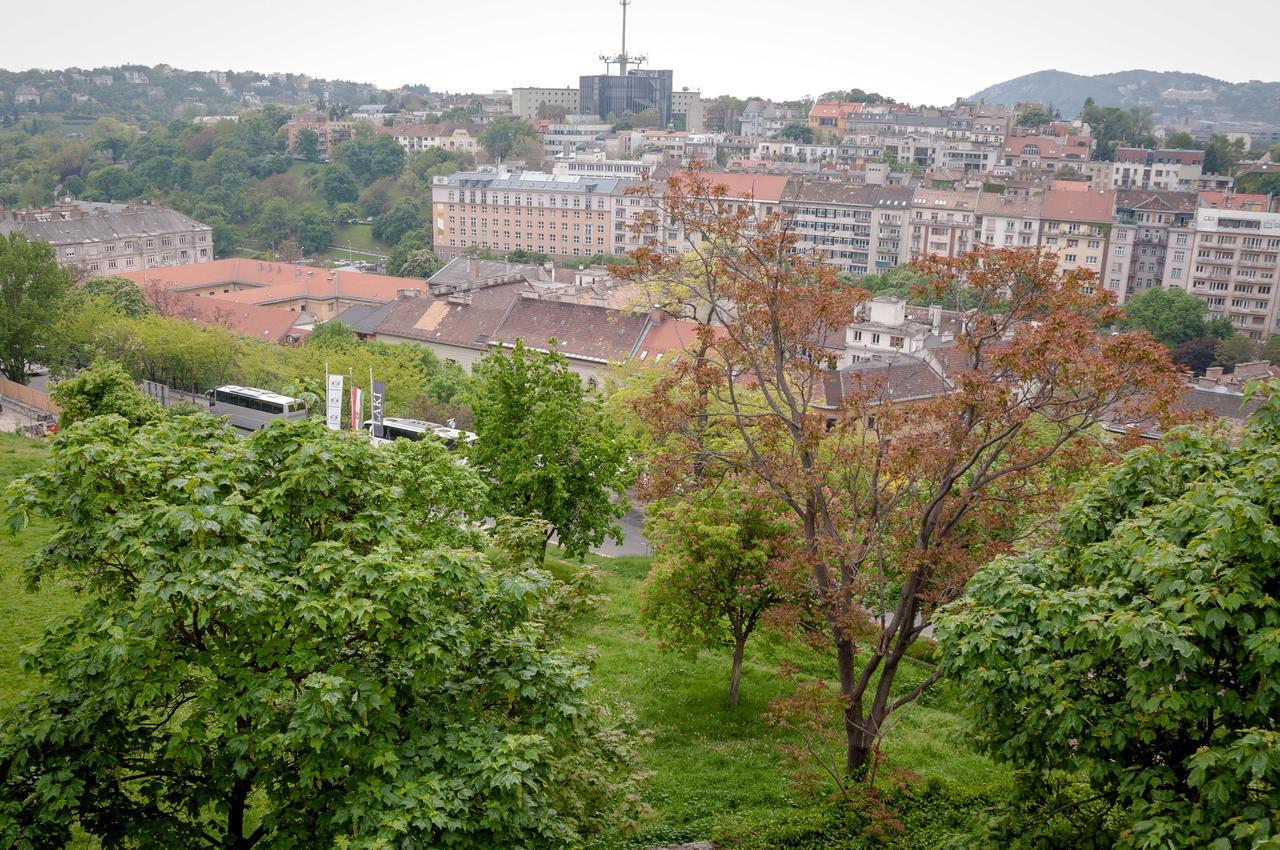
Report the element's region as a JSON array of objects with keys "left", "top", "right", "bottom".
[
  {"left": 1203, "top": 366, "right": 1224, "bottom": 384},
  {"left": 929, "top": 304, "right": 942, "bottom": 335},
  {"left": 467, "top": 255, "right": 481, "bottom": 281}
]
